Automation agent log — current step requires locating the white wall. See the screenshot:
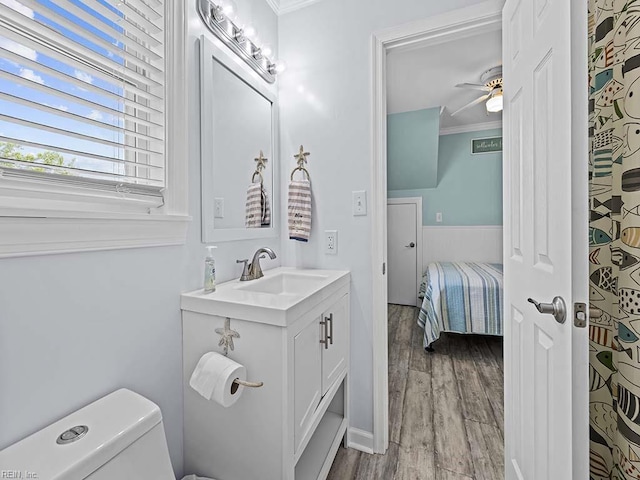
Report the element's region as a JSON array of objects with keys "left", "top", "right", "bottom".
[
  {"left": 0, "top": 1, "right": 279, "bottom": 477},
  {"left": 278, "top": 0, "right": 491, "bottom": 434},
  {"left": 422, "top": 226, "right": 503, "bottom": 268}
]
